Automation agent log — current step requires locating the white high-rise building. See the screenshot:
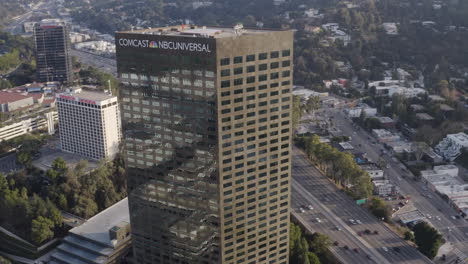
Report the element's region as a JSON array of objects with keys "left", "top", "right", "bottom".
[{"left": 56, "top": 88, "right": 121, "bottom": 160}]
